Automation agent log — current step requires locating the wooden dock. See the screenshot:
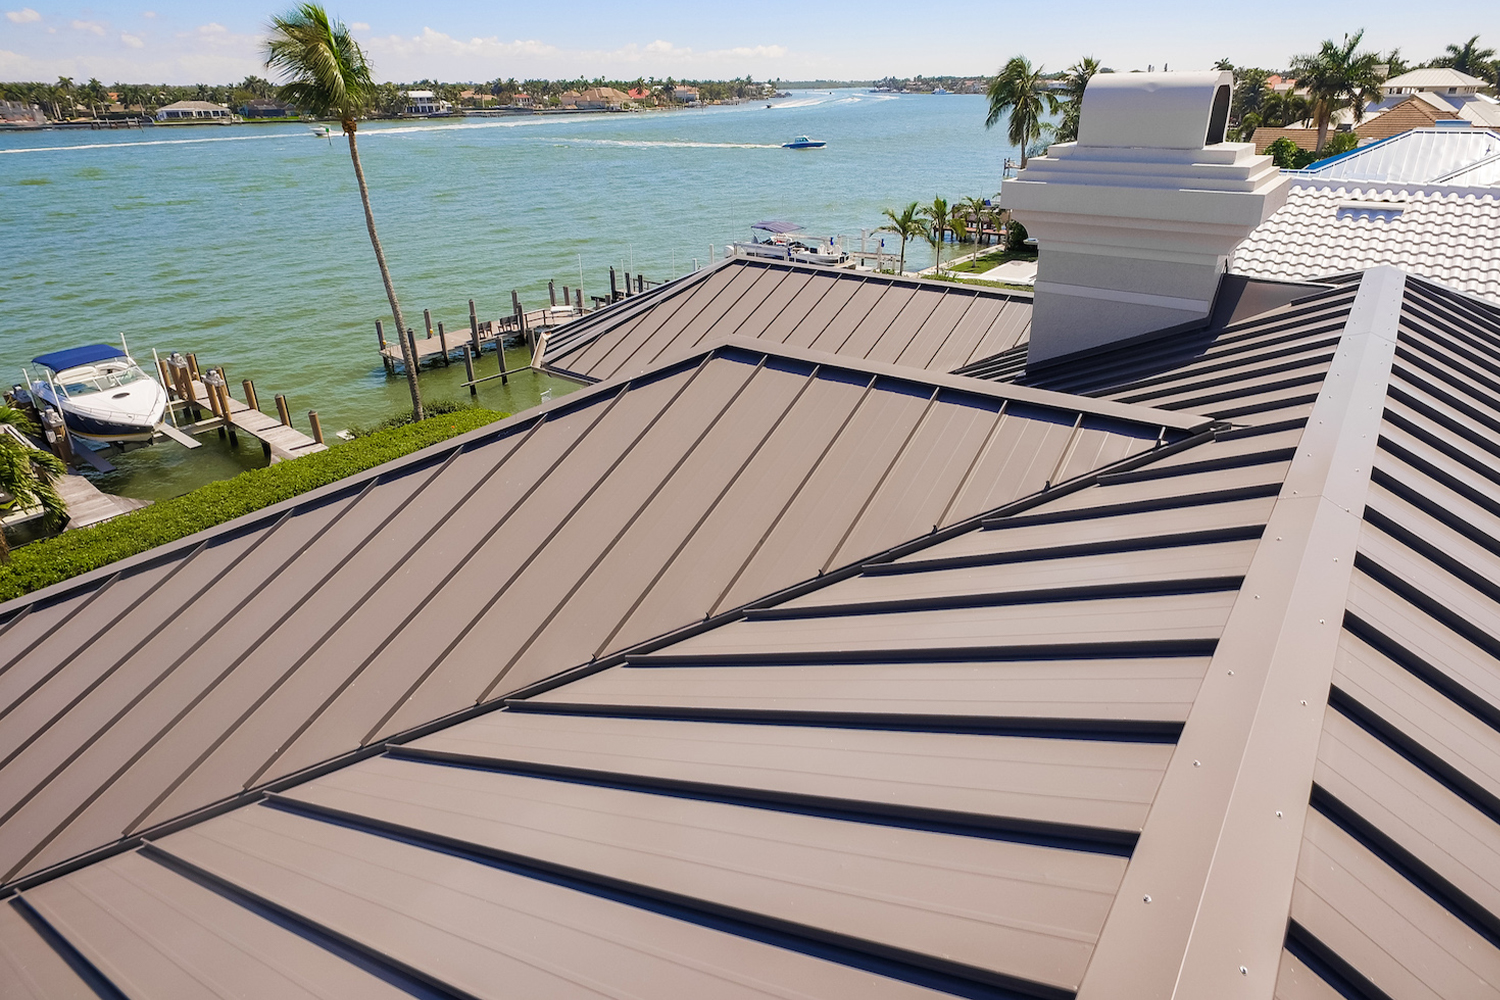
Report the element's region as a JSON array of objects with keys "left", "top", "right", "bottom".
[
  {"left": 379, "top": 306, "right": 588, "bottom": 367},
  {"left": 55, "top": 473, "right": 150, "bottom": 530},
  {"left": 175, "top": 377, "right": 327, "bottom": 463}
]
